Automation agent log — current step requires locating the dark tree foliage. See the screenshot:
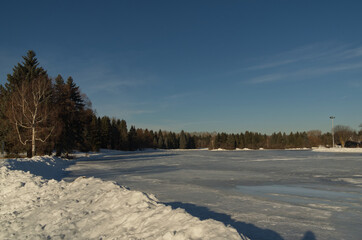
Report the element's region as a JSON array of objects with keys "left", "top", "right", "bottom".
[
  {"left": 53, "top": 75, "right": 91, "bottom": 156},
  {"left": 0, "top": 51, "right": 98, "bottom": 157},
  {"left": 179, "top": 130, "right": 187, "bottom": 149},
  {"left": 128, "top": 126, "right": 137, "bottom": 151},
  {"left": 5, "top": 50, "right": 47, "bottom": 91},
  {"left": 2, "top": 50, "right": 52, "bottom": 156}
]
